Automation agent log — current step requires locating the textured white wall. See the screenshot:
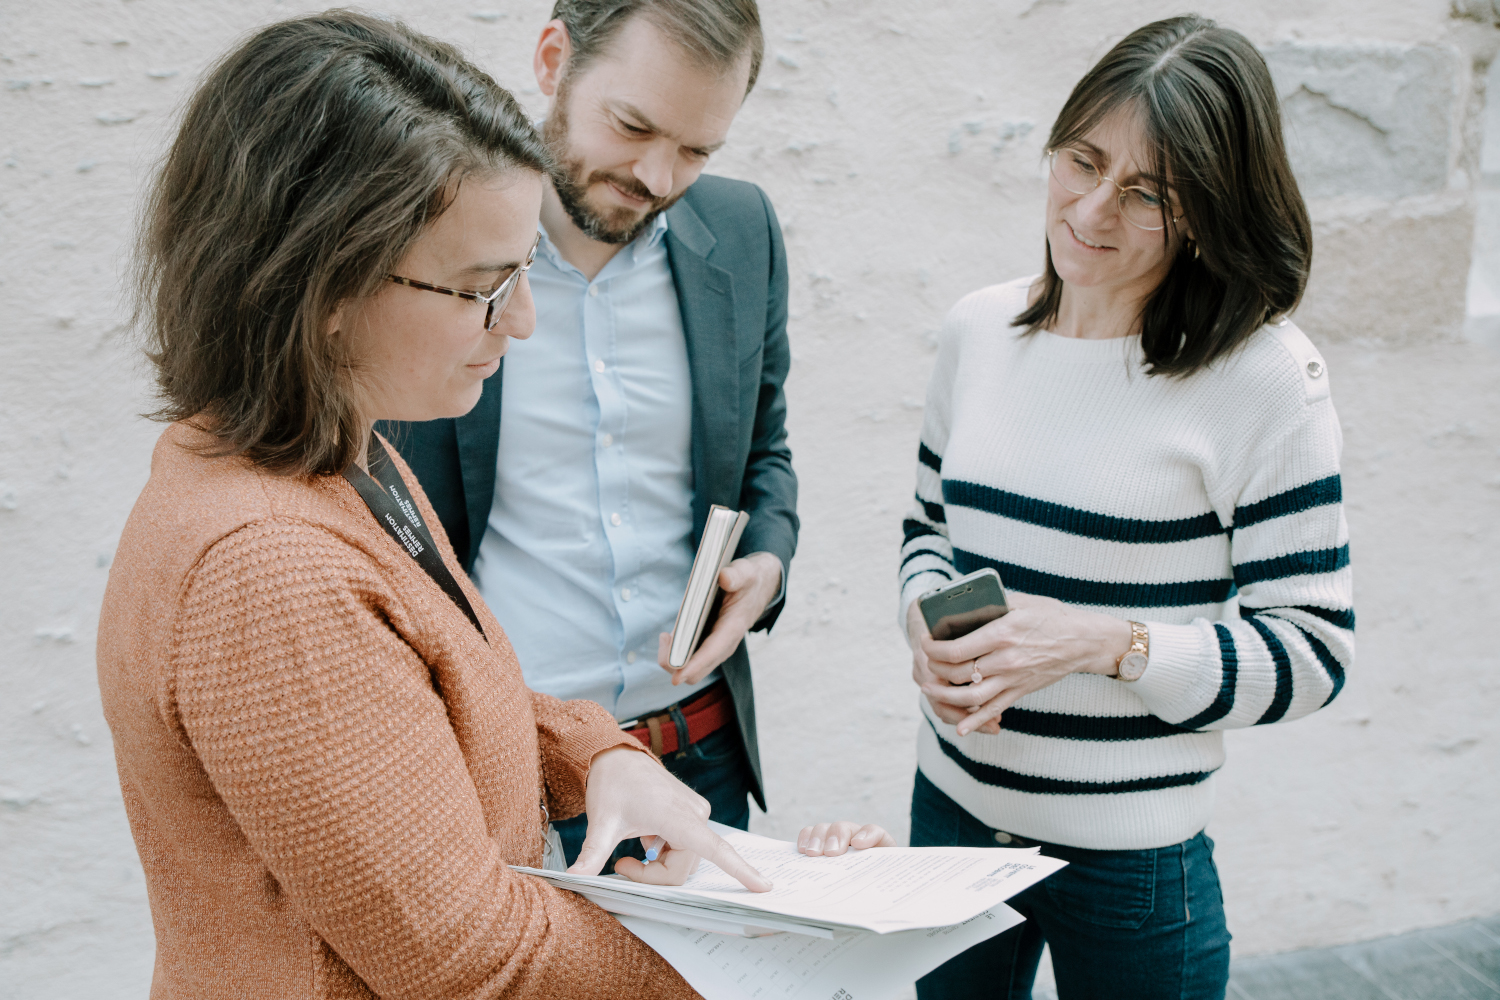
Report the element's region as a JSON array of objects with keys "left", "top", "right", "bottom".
[{"left": 2, "top": 1, "right": 1497, "bottom": 996}]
